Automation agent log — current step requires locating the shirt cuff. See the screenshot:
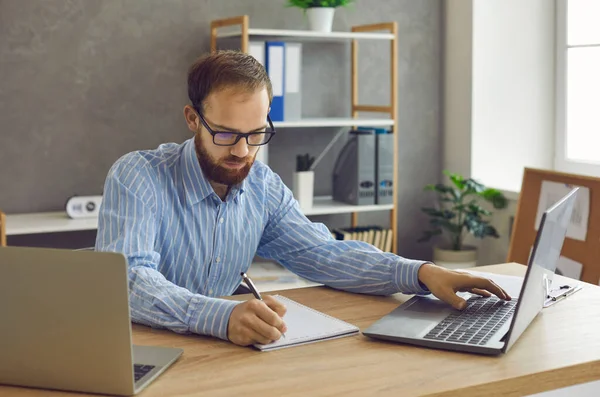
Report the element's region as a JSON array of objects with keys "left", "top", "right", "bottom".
[
  {"left": 393, "top": 259, "right": 431, "bottom": 295},
  {"left": 188, "top": 295, "right": 240, "bottom": 340}
]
